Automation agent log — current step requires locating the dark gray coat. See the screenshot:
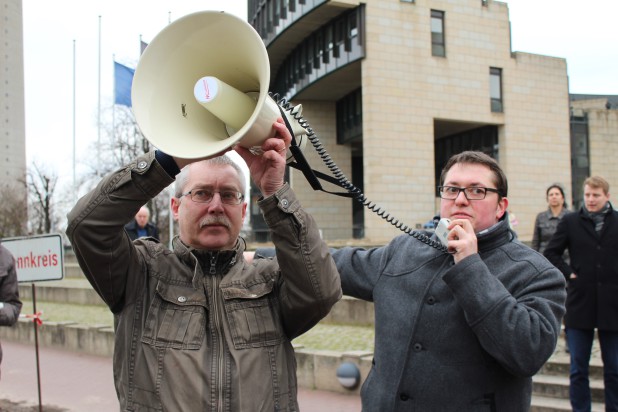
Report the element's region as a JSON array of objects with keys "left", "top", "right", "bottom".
[
  {"left": 544, "top": 204, "right": 618, "bottom": 330},
  {"left": 333, "top": 219, "right": 565, "bottom": 412},
  {"left": 0, "top": 243, "right": 22, "bottom": 373}
]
